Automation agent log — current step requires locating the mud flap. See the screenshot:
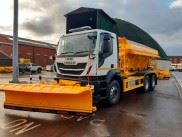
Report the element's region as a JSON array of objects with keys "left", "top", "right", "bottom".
[{"left": 0, "top": 83, "right": 96, "bottom": 114}]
